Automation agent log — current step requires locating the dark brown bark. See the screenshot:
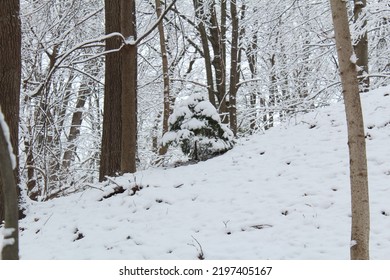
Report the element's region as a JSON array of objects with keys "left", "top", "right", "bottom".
[
  {"left": 0, "top": 0, "right": 21, "bottom": 259},
  {"left": 209, "top": 1, "right": 228, "bottom": 122},
  {"left": 330, "top": 0, "right": 370, "bottom": 260},
  {"left": 120, "top": 0, "right": 137, "bottom": 173},
  {"left": 99, "top": 0, "right": 122, "bottom": 181},
  {"left": 229, "top": 0, "right": 239, "bottom": 135},
  {"left": 0, "top": 114, "right": 19, "bottom": 259}
]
